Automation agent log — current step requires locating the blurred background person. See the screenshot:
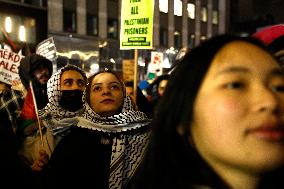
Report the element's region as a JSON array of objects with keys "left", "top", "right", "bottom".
[
  {"left": 146, "top": 74, "right": 170, "bottom": 114},
  {"left": 17, "top": 53, "right": 53, "bottom": 171},
  {"left": 125, "top": 80, "right": 153, "bottom": 117}
]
